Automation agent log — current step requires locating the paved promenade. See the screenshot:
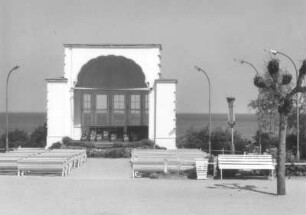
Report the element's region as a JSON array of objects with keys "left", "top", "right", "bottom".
[{"left": 0, "top": 158, "right": 305, "bottom": 215}]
